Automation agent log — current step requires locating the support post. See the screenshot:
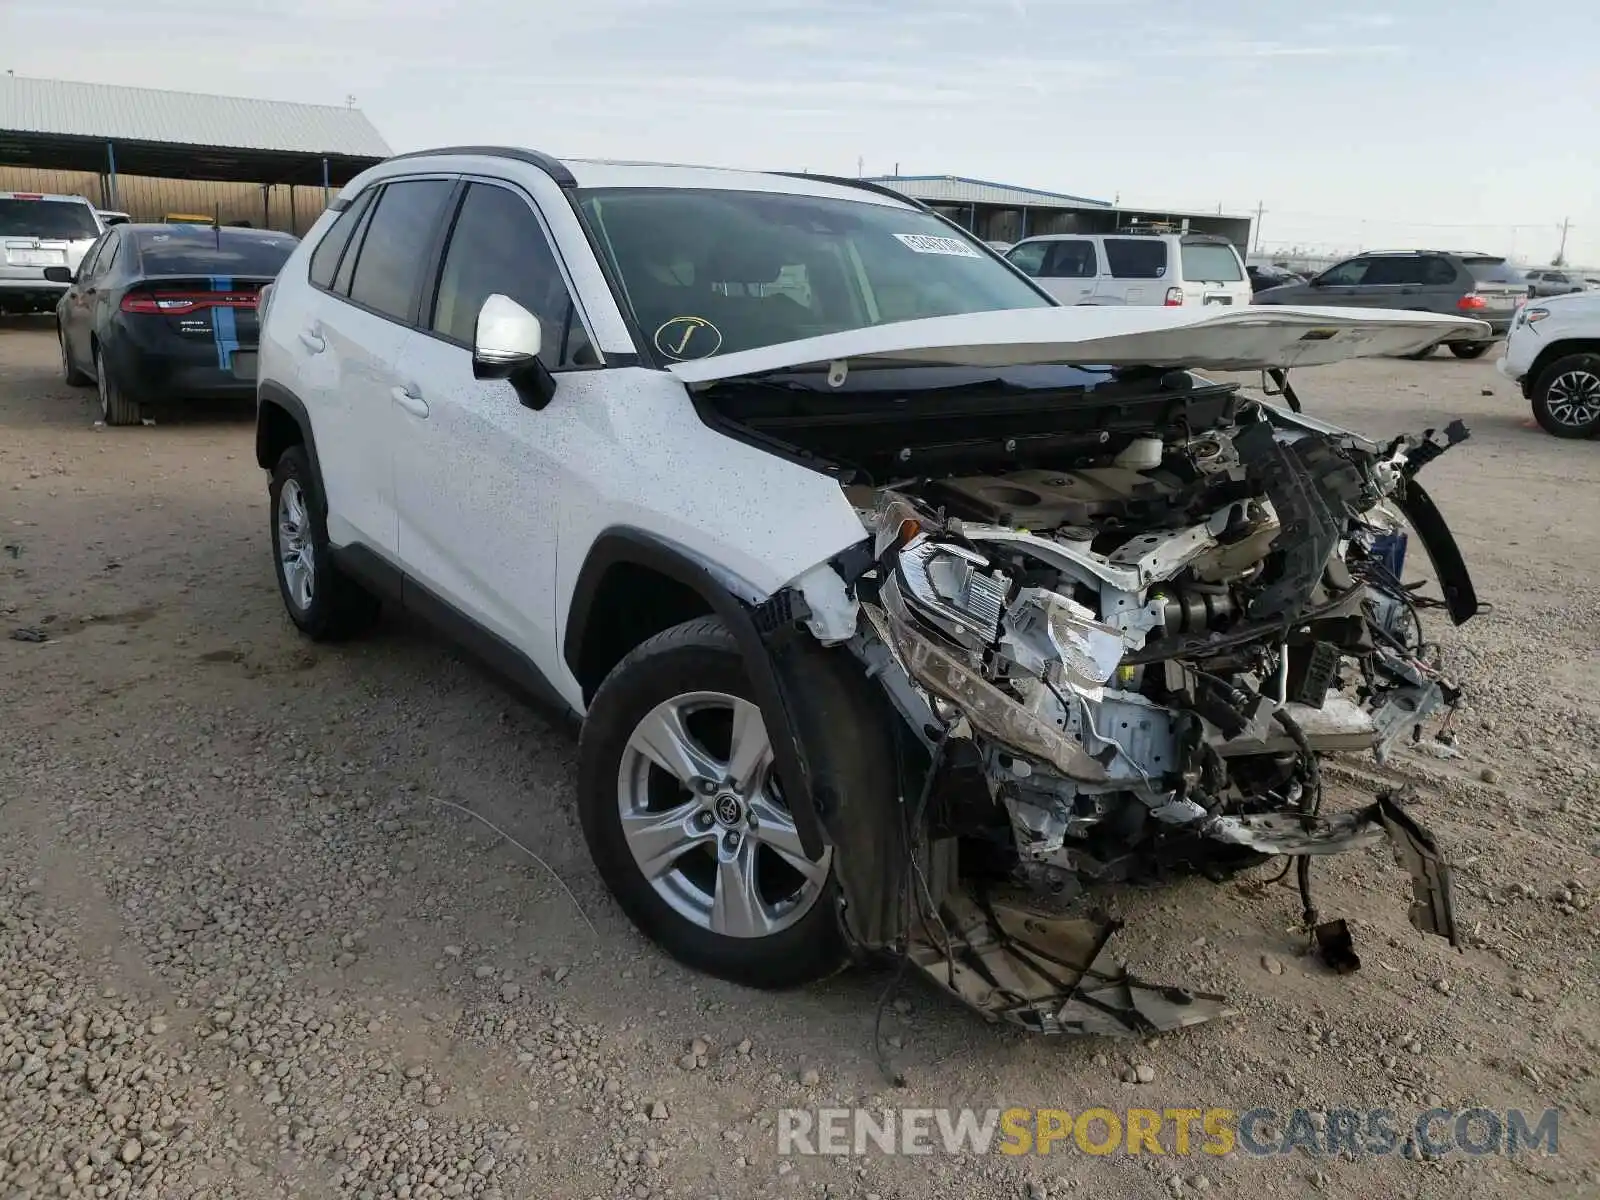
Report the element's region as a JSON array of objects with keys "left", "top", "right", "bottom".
[
  {"left": 322, "top": 157, "right": 331, "bottom": 207},
  {"left": 289, "top": 185, "right": 297, "bottom": 236},
  {"left": 105, "top": 142, "right": 119, "bottom": 209}
]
